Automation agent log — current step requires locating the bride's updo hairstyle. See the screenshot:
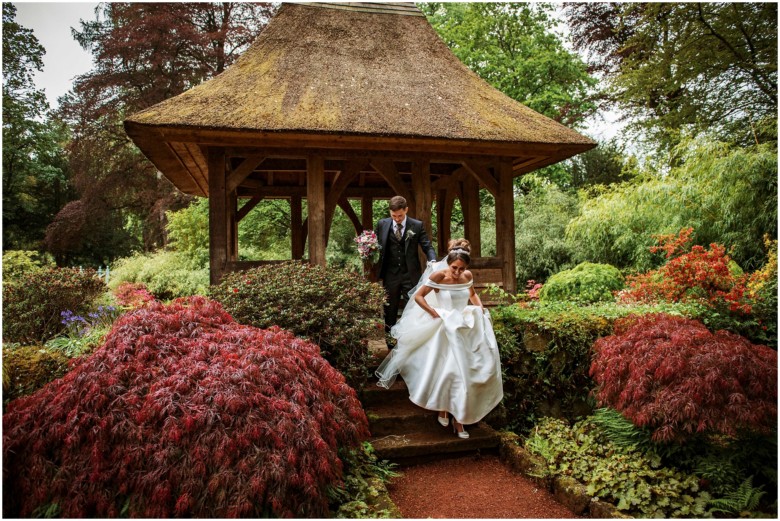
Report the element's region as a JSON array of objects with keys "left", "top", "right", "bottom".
[
  {"left": 447, "top": 238, "right": 471, "bottom": 254},
  {"left": 447, "top": 248, "right": 471, "bottom": 266}
]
